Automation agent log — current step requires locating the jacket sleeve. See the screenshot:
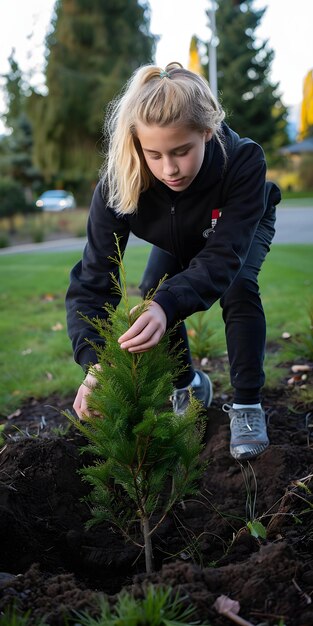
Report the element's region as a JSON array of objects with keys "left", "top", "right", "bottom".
[
  {"left": 65, "top": 182, "right": 130, "bottom": 370},
  {"left": 153, "top": 142, "right": 276, "bottom": 326}
]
